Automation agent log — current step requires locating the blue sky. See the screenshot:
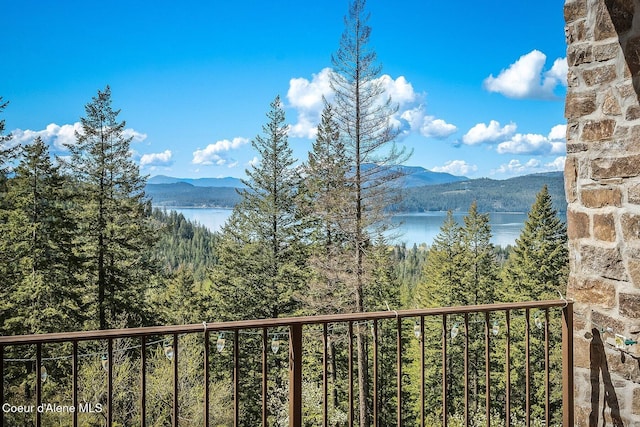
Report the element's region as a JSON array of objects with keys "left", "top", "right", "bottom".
[{"left": 1, "top": 0, "right": 567, "bottom": 180}]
